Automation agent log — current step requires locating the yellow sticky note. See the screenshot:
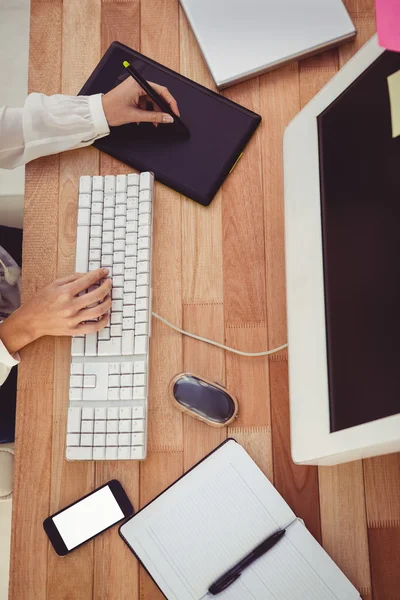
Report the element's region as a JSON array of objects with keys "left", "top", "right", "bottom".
[{"left": 387, "top": 69, "right": 400, "bottom": 138}]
